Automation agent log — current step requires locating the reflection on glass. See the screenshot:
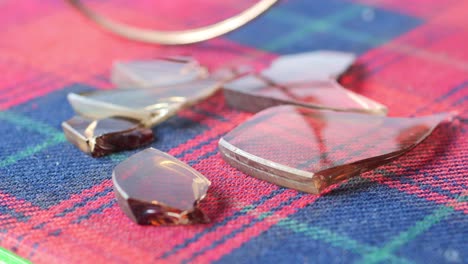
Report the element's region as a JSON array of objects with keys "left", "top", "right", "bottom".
[
  {"left": 113, "top": 148, "right": 211, "bottom": 225},
  {"left": 224, "top": 77, "right": 387, "bottom": 114},
  {"left": 219, "top": 105, "right": 451, "bottom": 194}
]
